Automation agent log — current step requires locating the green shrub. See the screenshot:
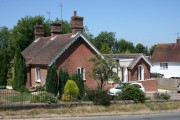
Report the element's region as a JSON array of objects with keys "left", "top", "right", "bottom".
[
  {"left": 69, "top": 73, "right": 84, "bottom": 99},
  {"left": 31, "top": 92, "right": 58, "bottom": 104},
  {"left": 120, "top": 85, "right": 146, "bottom": 103},
  {"left": 36, "top": 85, "right": 45, "bottom": 91},
  {"left": 85, "top": 89, "right": 110, "bottom": 105},
  {"left": 19, "top": 86, "right": 30, "bottom": 93},
  {"left": 7, "top": 79, "right": 13, "bottom": 86},
  {"left": 0, "top": 85, "right": 6, "bottom": 89},
  {"left": 153, "top": 92, "right": 171, "bottom": 101},
  {"left": 61, "top": 80, "right": 79, "bottom": 102},
  {"left": 159, "top": 93, "right": 171, "bottom": 100}
]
